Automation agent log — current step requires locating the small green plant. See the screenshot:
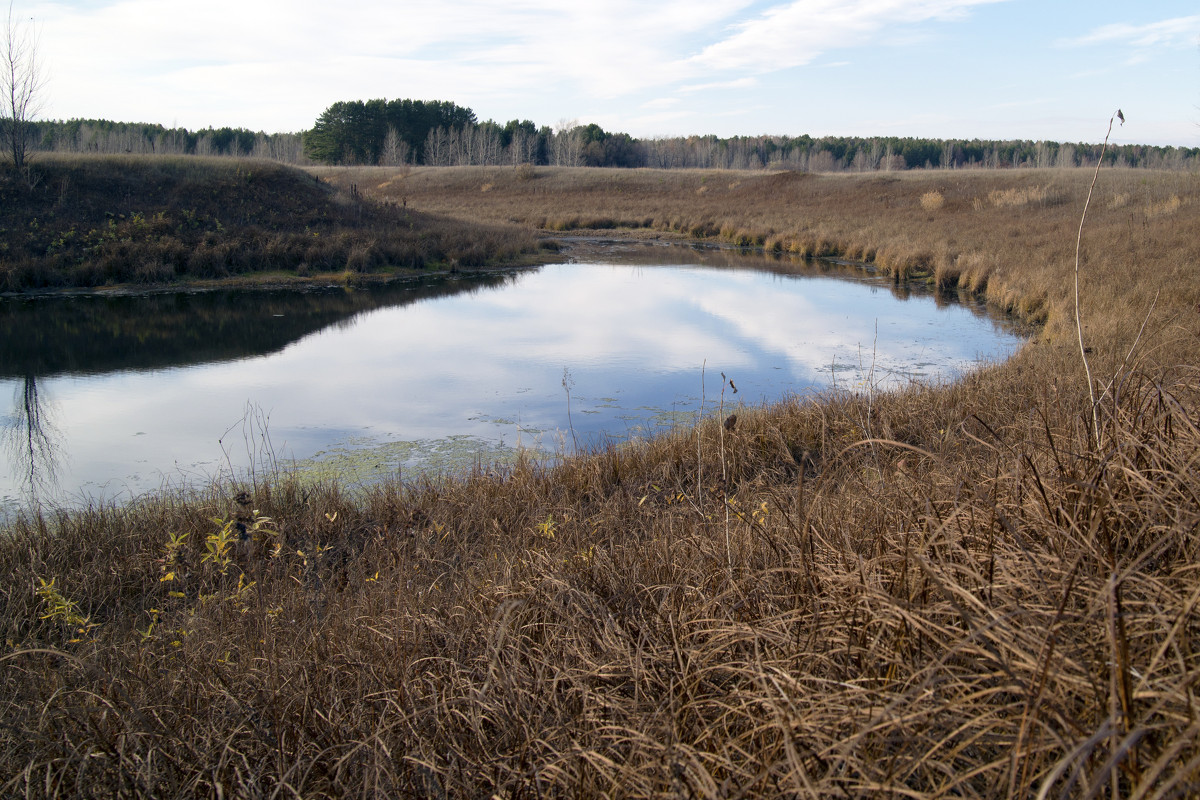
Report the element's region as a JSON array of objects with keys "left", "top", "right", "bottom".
[
  {"left": 34, "top": 577, "right": 96, "bottom": 641},
  {"left": 158, "top": 531, "right": 189, "bottom": 584},
  {"left": 535, "top": 514, "right": 557, "bottom": 540},
  {"left": 201, "top": 518, "right": 237, "bottom": 573},
  {"left": 202, "top": 511, "right": 276, "bottom": 575},
  {"left": 138, "top": 608, "right": 161, "bottom": 642}
]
